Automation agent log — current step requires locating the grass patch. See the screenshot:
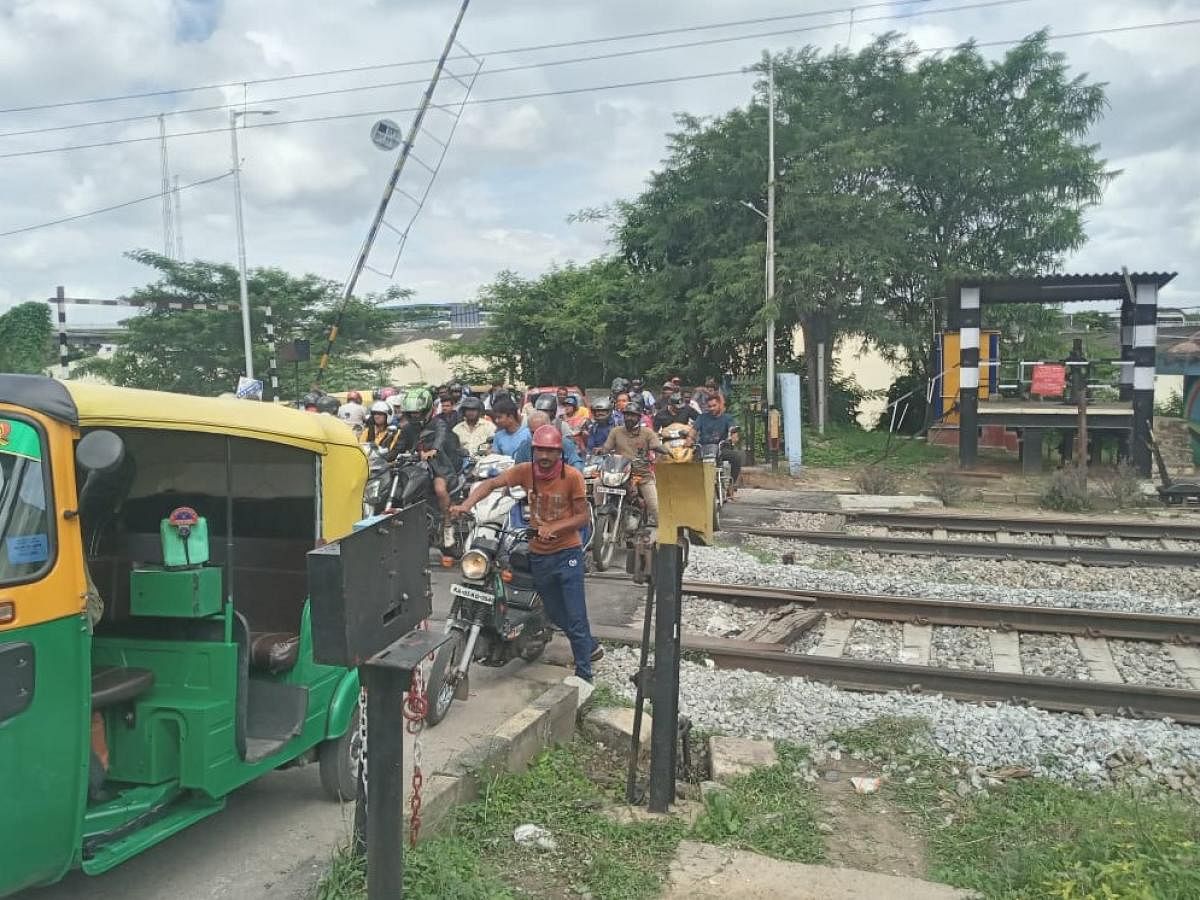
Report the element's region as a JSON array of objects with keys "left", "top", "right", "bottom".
[
  {"left": 317, "top": 743, "right": 684, "bottom": 899},
  {"left": 693, "top": 743, "right": 824, "bottom": 862},
  {"left": 740, "top": 544, "right": 779, "bottom": 565},
  {"left": 830, "top": 716, "right": 1200, "bottom": 900},
  {"left": 928, "top": 780, "right": 1200, "bottom": 899},
  {"left": 803, "top": 427, "right": 948, "bottom": 469},
  {"left": 587, "top": 682, "right": 632, "bottom": 709}
]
